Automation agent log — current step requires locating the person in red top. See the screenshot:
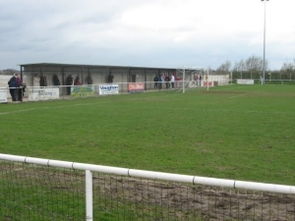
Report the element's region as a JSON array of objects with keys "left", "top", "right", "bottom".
[{"left": 74, "top": 76, "right": 82, "bottom": 85}]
